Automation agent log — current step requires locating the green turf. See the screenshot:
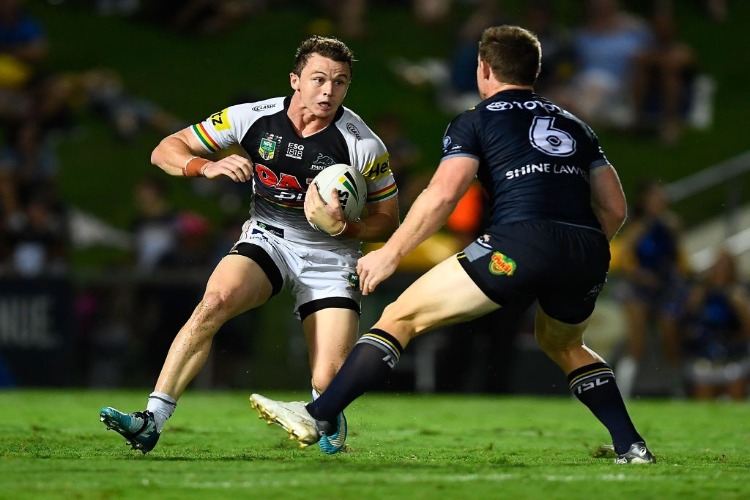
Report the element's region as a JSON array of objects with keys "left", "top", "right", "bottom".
[{"left": 0, "top": 390, "right": 748, "bottom": 499}]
